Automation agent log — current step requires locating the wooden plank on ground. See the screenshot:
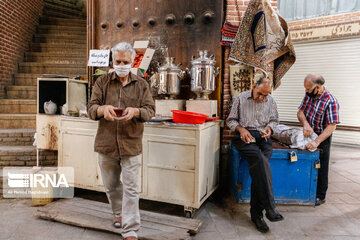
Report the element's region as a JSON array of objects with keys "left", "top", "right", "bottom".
[
  {"left": 70, "top": 197, "right": 202, "bottom": 234},
  {"left": 34, "top": 197, "right": 202, "bottom": 239}
]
